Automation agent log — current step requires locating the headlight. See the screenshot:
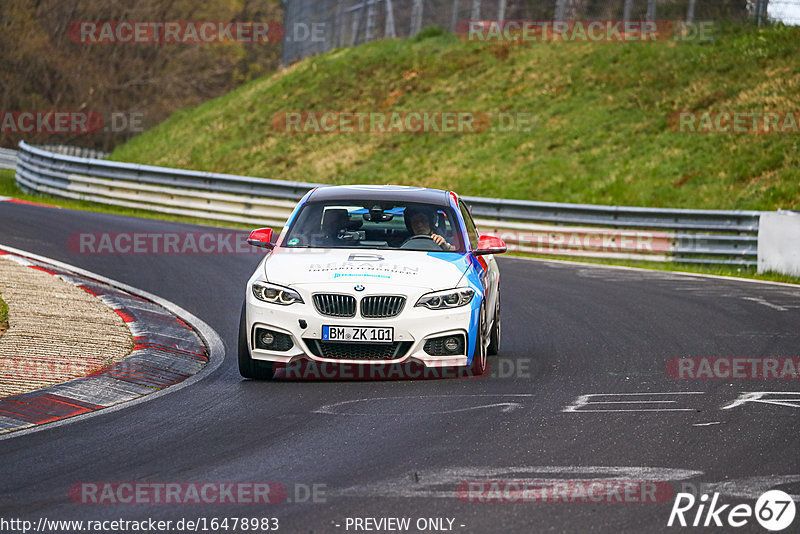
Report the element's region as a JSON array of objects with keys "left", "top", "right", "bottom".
[
  {"left": 415, "top": 288, "right": 474, "bottom": 310},
  {"left": 252, "top": 281, "right": 304, "bottom": 305}
]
